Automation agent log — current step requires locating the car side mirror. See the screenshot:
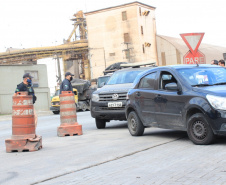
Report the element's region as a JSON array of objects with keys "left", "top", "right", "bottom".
[{"left": 165, "top": 82, "right": 178, "bottom": 91}]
